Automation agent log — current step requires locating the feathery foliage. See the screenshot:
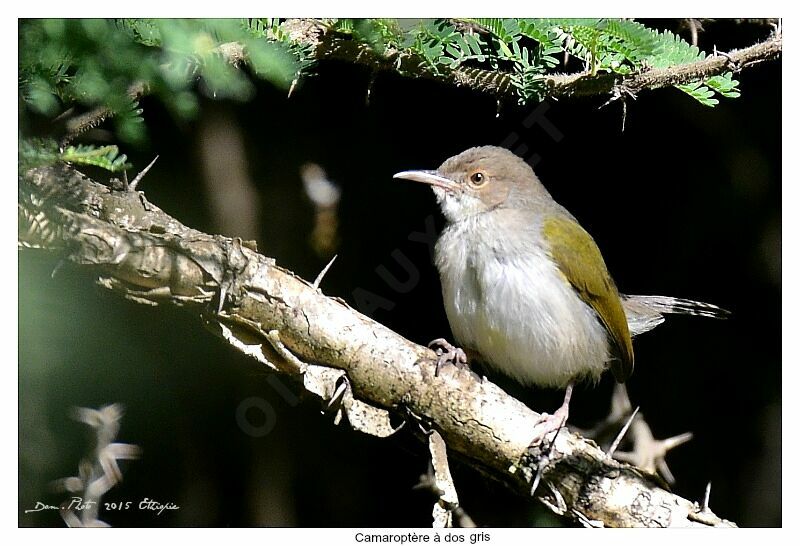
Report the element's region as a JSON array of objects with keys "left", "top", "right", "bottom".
[
  {"left": 461, "top": 19, "right": 738, "bottom": 104},
  {"left": 60, "top": 145, "right": 131, "bottom": 173},
  {"left": 323, "top": 18, "right": 741, "bottom": 106},
  {"left": 19, "top": 139, "right": 131, "bottom": 175},
  {"left": 19, "top": 19, "right": 312, "bottom": 144},
  {"left": 18, "top": 18, "right": 748, "bottom": 174}
]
